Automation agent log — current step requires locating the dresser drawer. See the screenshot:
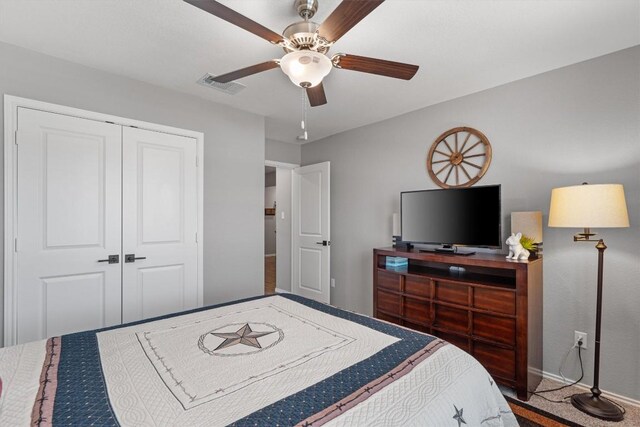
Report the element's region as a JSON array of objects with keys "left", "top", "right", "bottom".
[
  {"left": 435, "top": 281, "right": 469, "bottom": 306},
  {"left": 433, "top": 304, "right": 469, "bottom": 334},
  {"left": 377, "top": 289, "right": 401, "bottom": 314},
  {"left": 377, "top": 270, "right": 401, "bottom": 292},
  {"left": 405, "top": 275, "right": 431, "bottom": 298},
  {"left": 474, "top": 287, "right": 516, "bottom": 315},
  {"left": 473, "top": 313, "right": 516, "bottom": 346},
  {"left": 403, "top": 296, "right": 430, "bottom": 324},
  {"left": 474, "top": 342, "right": 516, "bottom": 381}
]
